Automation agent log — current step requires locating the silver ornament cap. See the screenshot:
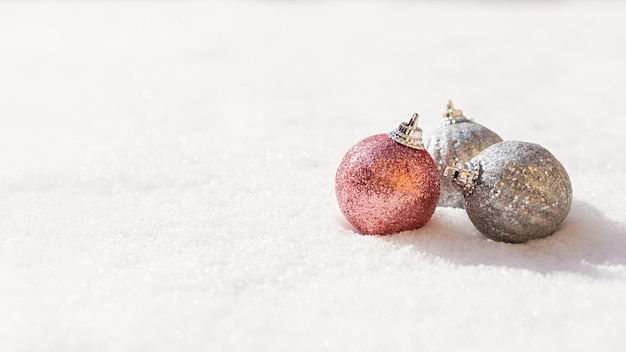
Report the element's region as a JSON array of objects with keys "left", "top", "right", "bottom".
[
  {"left": 443, "top": 160, "right": 481, "bottom": 196},
  {"left": 442, "top": 100, "right": 470, "bottom": 125},
  {"left": 388, "top": 113, "right": 425, "bottom": 150},
  {"left": 445, "top": 141, "right": 573, "bottom": 243},
  {"left": 425, "top": 100, "right": 502, "bottom": 208}
]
